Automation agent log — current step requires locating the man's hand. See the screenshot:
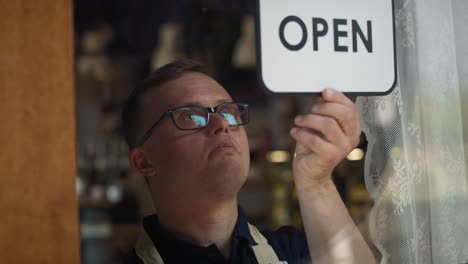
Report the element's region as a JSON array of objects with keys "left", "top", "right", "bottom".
[
  {"left": 290, "top": 88, "right": 361, "bottom": 186},
  {"left": 290, "top": 89, "right": 375, "bottom": 263}
]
